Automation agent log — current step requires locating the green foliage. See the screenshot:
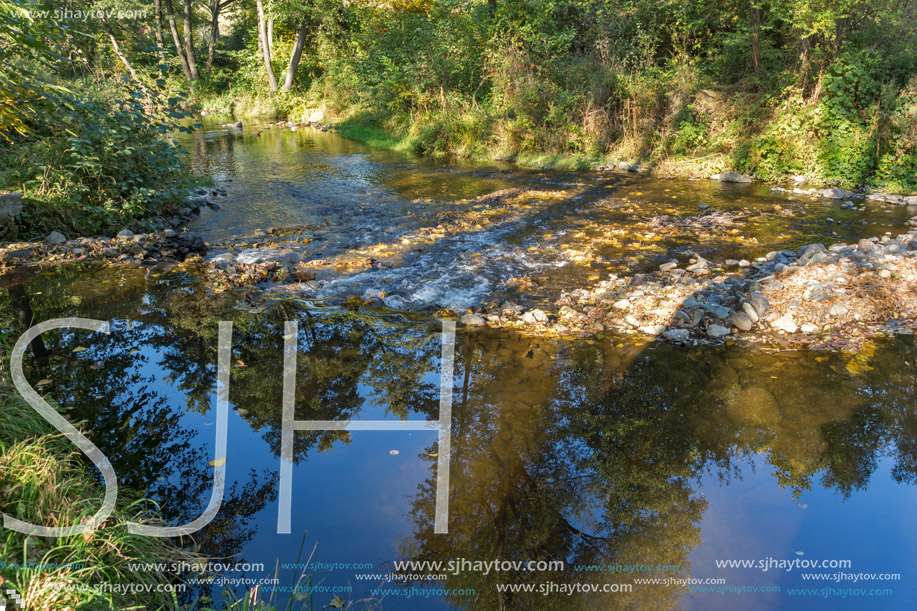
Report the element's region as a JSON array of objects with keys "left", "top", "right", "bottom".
[{"left": 0, "top": 78, "right": 194, "bottom": 237}]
